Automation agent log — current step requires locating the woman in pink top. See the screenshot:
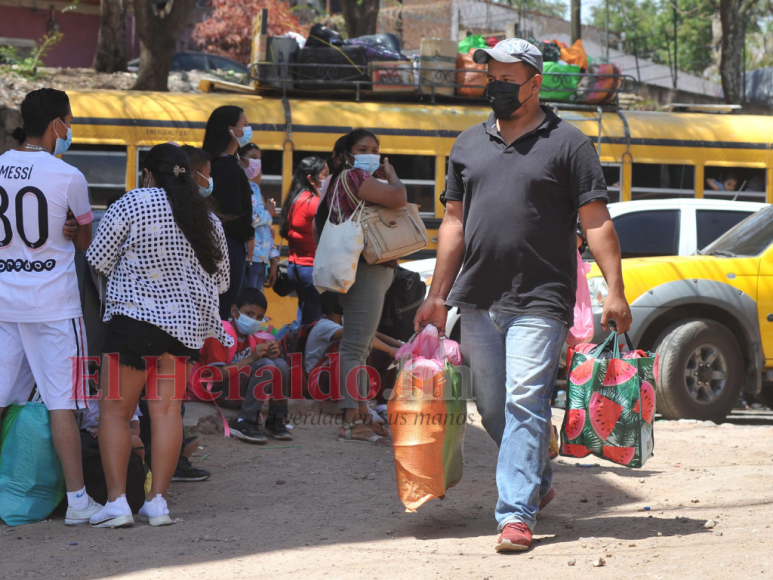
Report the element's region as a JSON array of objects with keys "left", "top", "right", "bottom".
[{"left": 279, "top": 156, "right": 329, "bottom": 324}]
